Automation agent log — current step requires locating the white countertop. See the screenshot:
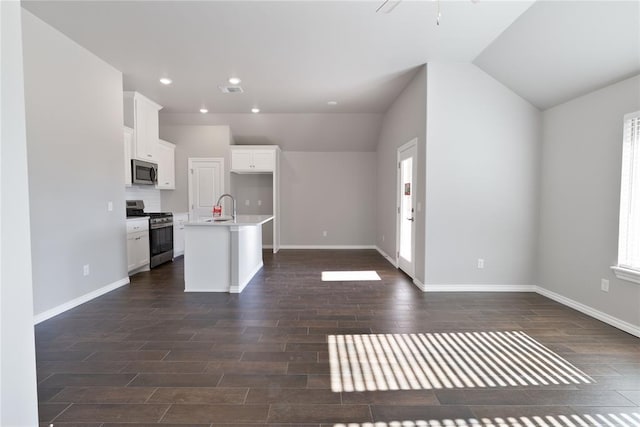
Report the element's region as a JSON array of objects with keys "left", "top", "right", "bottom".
[
  {"left": 186, "top": 215, "right": 274, "bottom": 227},
  {"left": 126, "top": 216, "right": 149, "bottom": 221}
]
